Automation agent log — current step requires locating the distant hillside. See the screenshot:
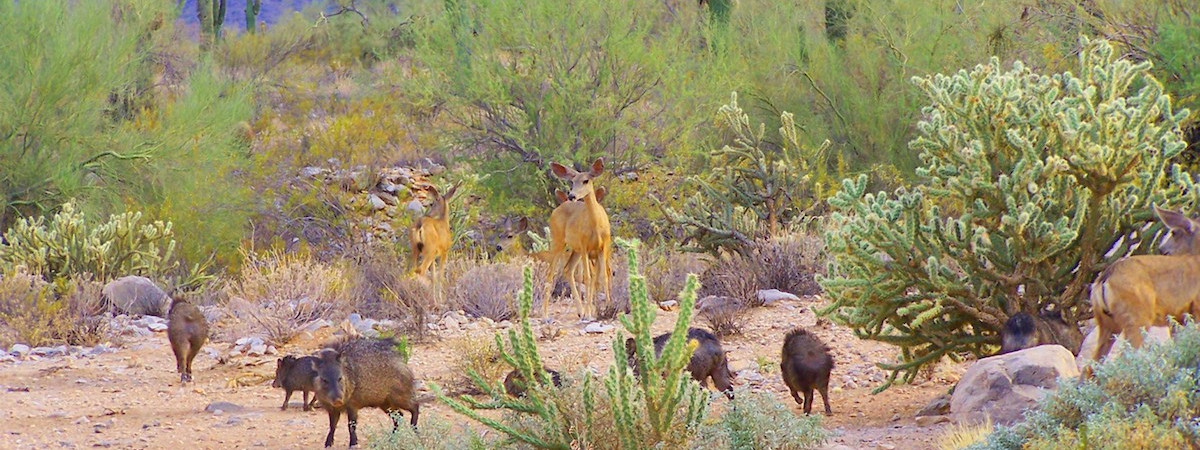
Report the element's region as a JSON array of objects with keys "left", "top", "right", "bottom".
[{"left": 177, "top": 0, "right": 325, "bottom": 31}]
